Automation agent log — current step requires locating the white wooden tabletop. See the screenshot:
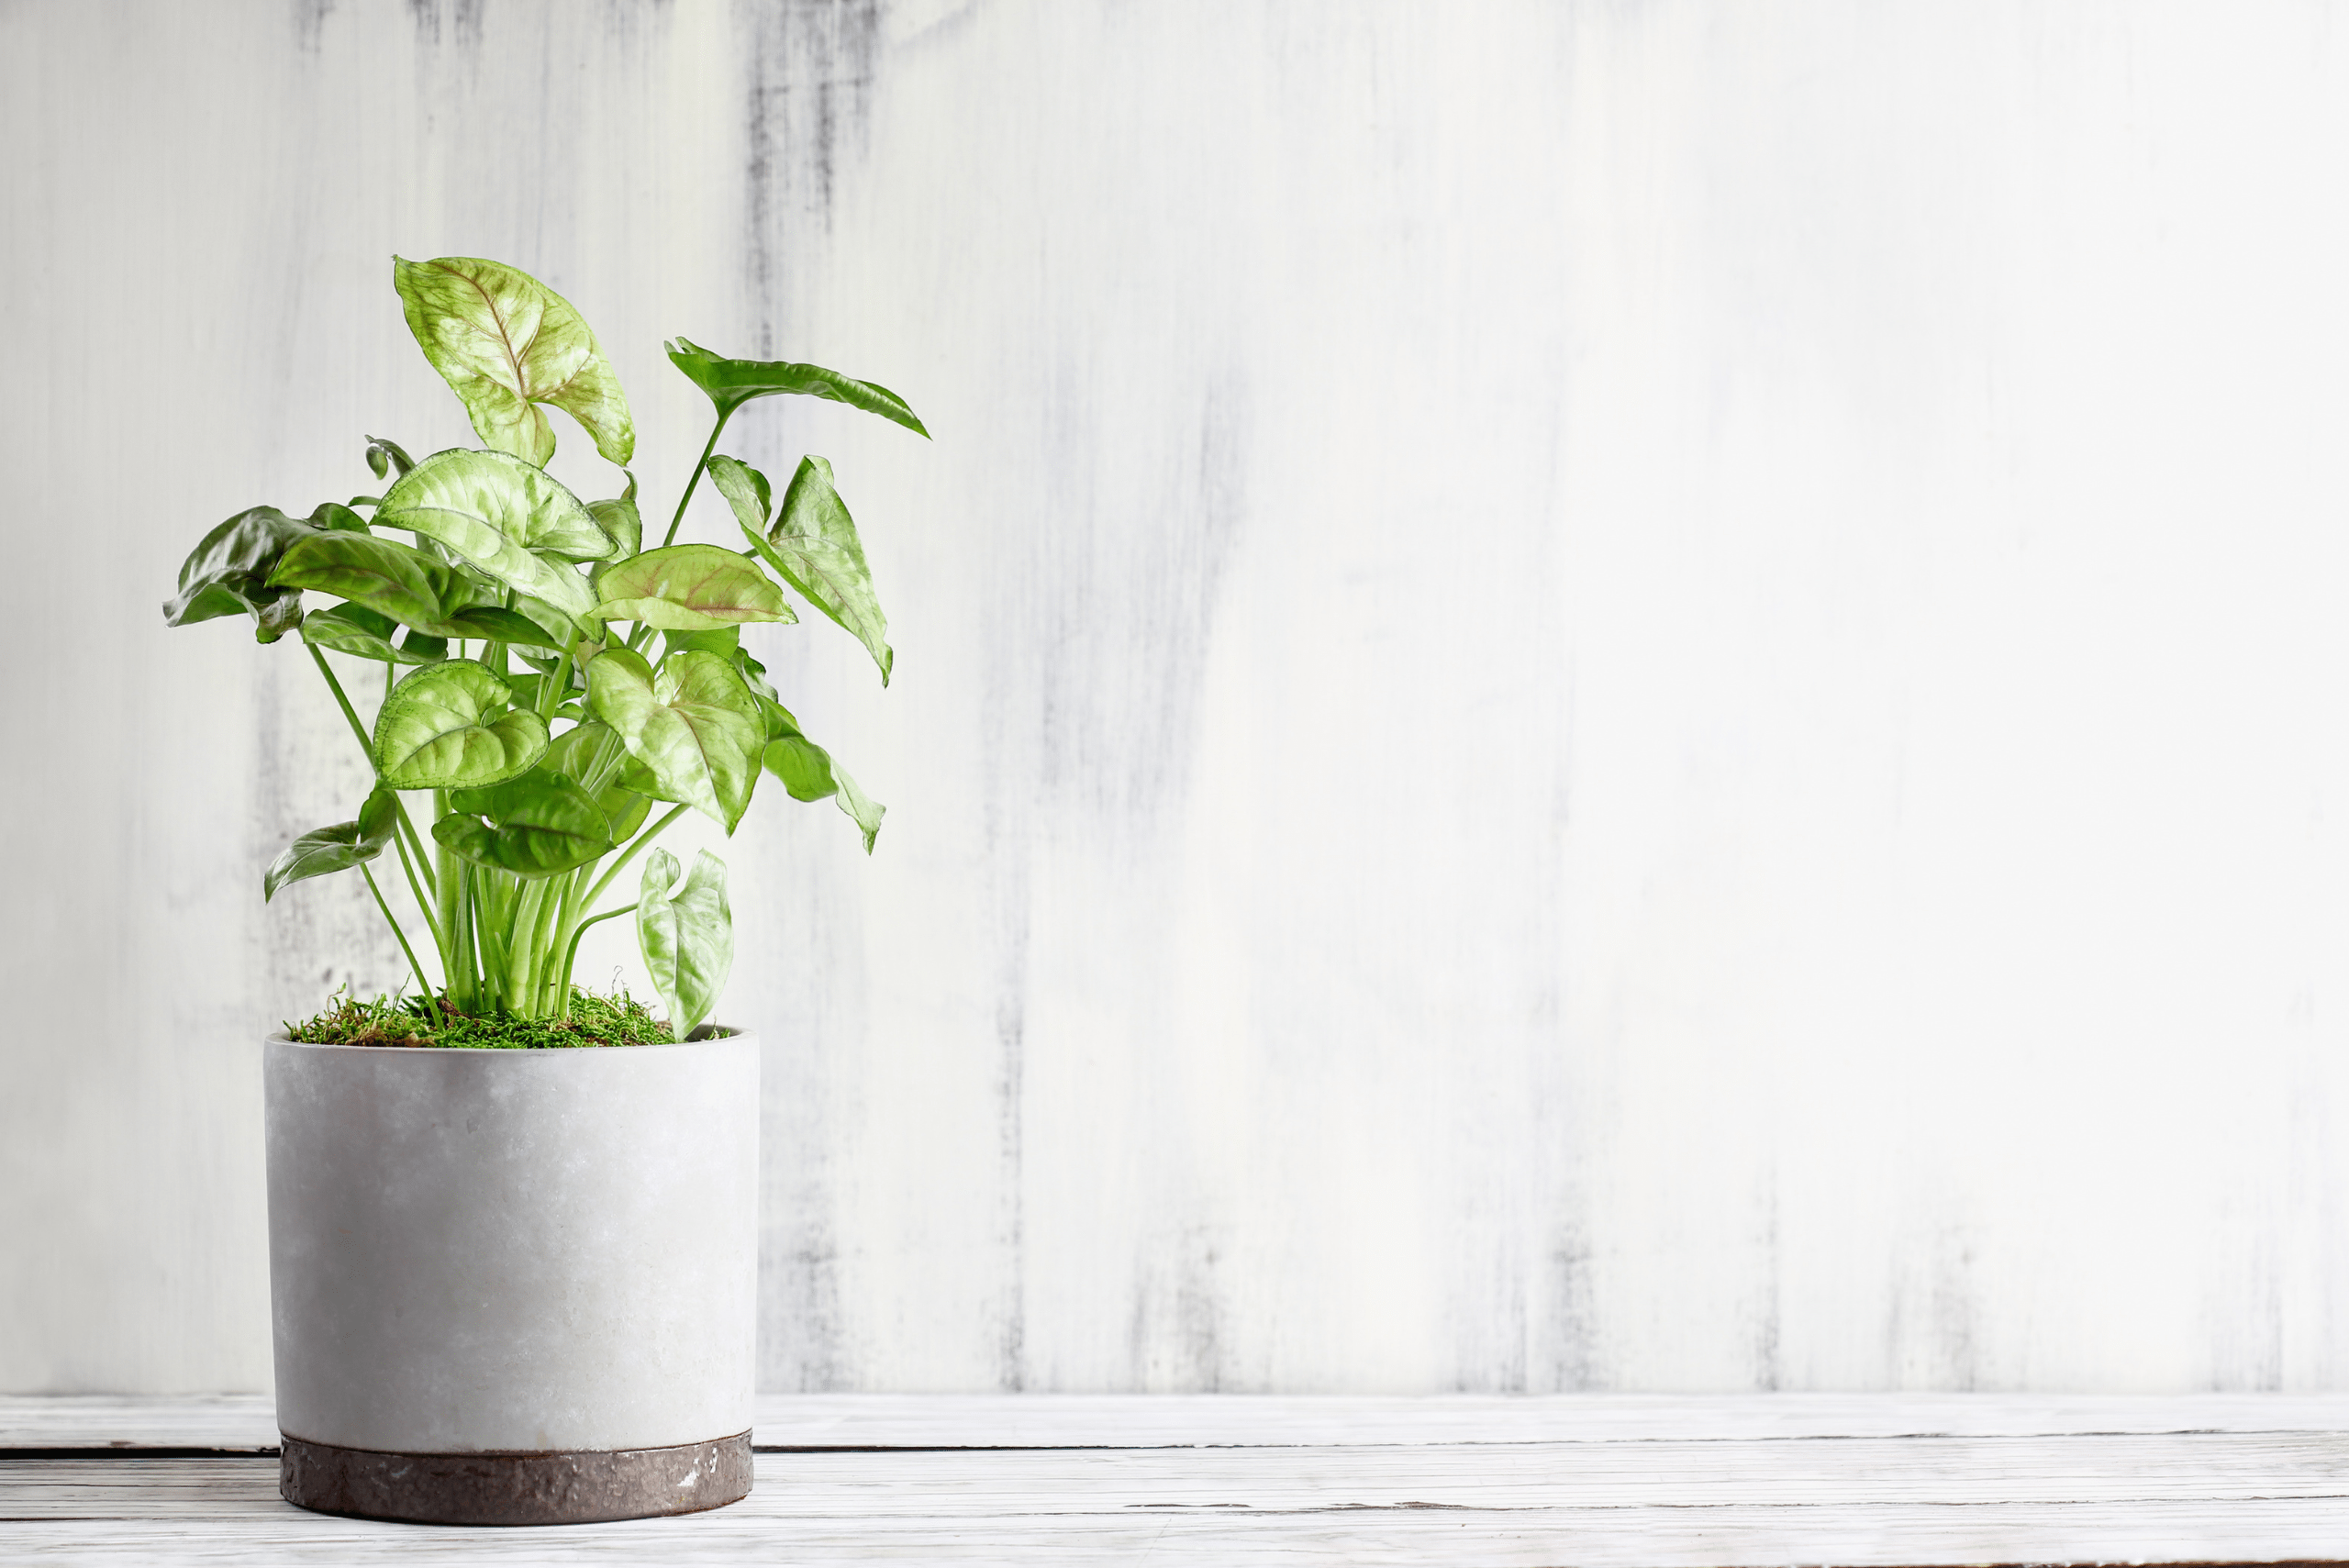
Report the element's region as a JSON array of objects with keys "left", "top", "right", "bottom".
[{"left": 6, "top": 1393, "right": 2349, "bottom": 1564}]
